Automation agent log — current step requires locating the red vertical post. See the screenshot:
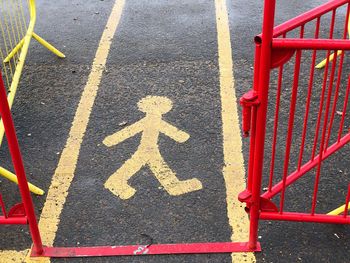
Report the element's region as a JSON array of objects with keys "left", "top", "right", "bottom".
[
  {"left": 248, "top": 0, "right": 276, "bottom": 250},
  {"left": 343, "top": 184, "right": 350, "bottom": 218},
  {"left": 0, "top": 72, "right": 43, "bottom": 255},
  {"left": 246, "top": 43, "right": 261, "bottom": 193}
]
